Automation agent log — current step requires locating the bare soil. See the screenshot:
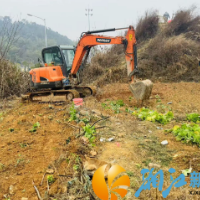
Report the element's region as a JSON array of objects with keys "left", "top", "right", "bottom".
[{"left": 0, "top": 82, "right": 200, "bottom": 199}]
